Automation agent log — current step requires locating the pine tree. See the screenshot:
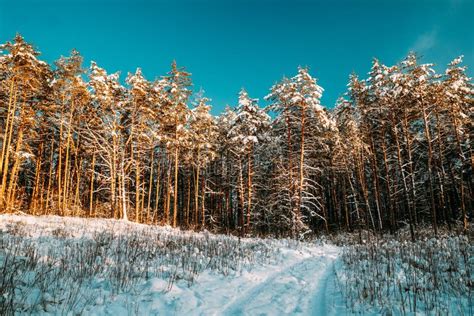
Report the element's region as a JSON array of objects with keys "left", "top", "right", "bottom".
[
  {"left": 0, "top": 35, "right": 51, "bottom": 212},
  {"left": 160, "top": 61, "right": 192, "bottom": 227},
  {"left": 84, "top": 61, "right": 129, "bottom": 220},
  {"left": 125, "top": 68, "right": 155, "bottom": 223},
  {"left": 265, "top": 67, "right": 327, "bottom": 237},
  {"left": 49, "top": 49, "right": 90, "bottom": 216},
  {"left": 227, "top": 88, "right": 270, "bottom": 235},
  {"left": 188, "top": 92, "right": 217, "bottom": 228},
  {"left": 215, "top": 106, "right": 238, "bottom": 231},
  {"left": 440, "top": 56, "right": 473, "bottom": 231}
]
